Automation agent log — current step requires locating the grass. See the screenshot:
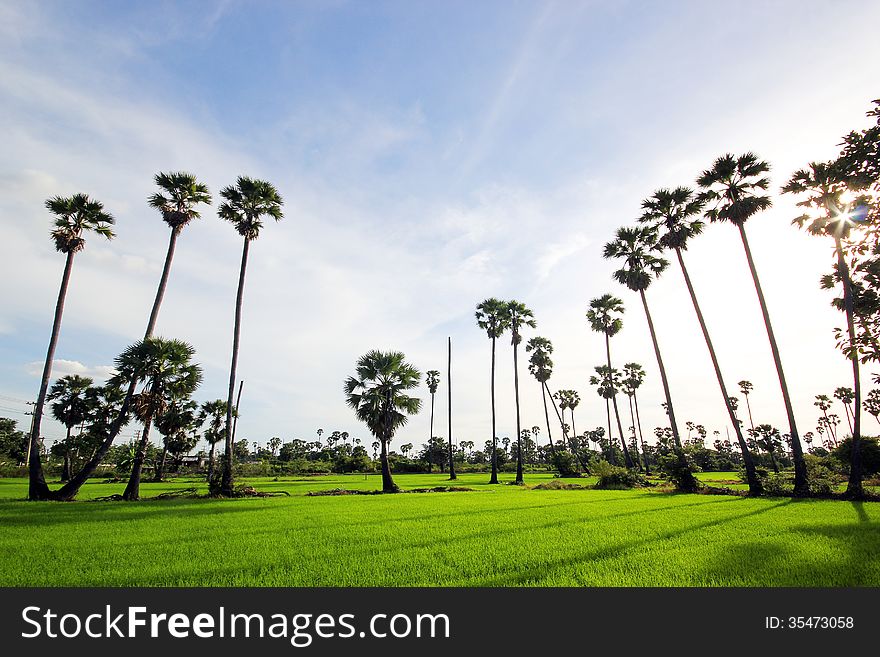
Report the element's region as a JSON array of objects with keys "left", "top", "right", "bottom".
[{"left": 0, "top": 473, "right": 878, "bottom": 587}]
